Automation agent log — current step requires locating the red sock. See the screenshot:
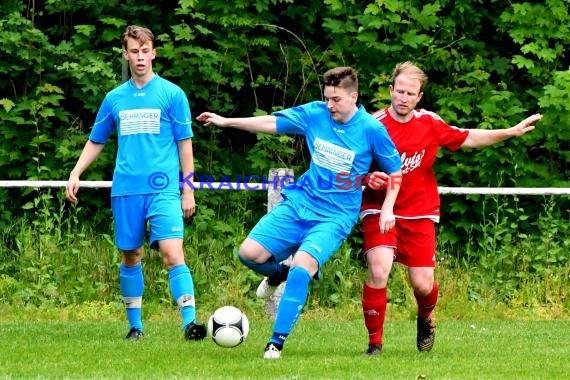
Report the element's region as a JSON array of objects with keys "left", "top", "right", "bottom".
[
  {"left": 362, "top": 284, "right": 387, "bottom": 345},
  {"left": 414, "top": 281, "right": 438, "bottom": 319}
]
